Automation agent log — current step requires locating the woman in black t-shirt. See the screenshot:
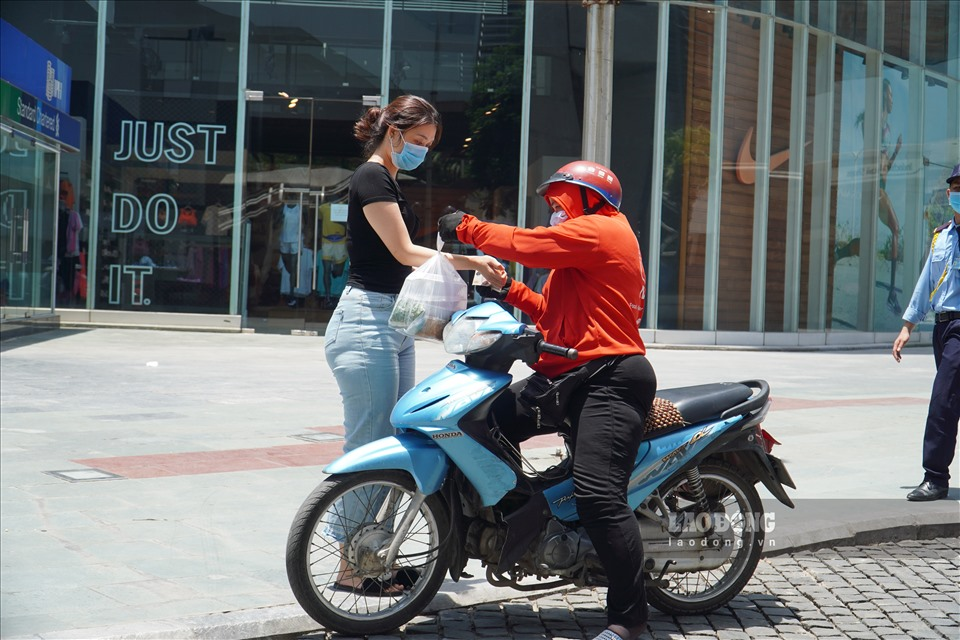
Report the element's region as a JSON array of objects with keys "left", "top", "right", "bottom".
[{"left": 323, "top": 95, "right": 506, "bottom": 594}]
